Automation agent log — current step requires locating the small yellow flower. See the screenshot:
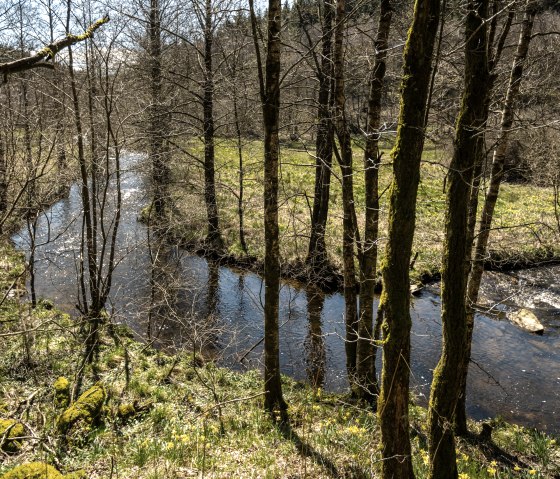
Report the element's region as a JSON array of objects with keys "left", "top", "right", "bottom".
[
  {"left": 346, "top": 425, "right": 363, "bottom": 435},
  {"left": 549, "top": 439, "right": 556, "bottom": 446},
  {"left": 461, "top": 453, "right": 469, "bottom": 462},
  {"left": 165, "top": 441, "right": 174, "bottom": 450},
  {"left": 459, "top": 473, "right": 469, "bottom": 479},
  {"left": 514, "top": 465, "right": 521, "bottom": 471},
  {"left": 487, "top": 467, "right": 497, "bottom": 475},
  {"left": 528, "top": 470, "right": 537, "bottom": 476},
  {"left": 490, "top": 461, "right": 498, "bottom": 467}
]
